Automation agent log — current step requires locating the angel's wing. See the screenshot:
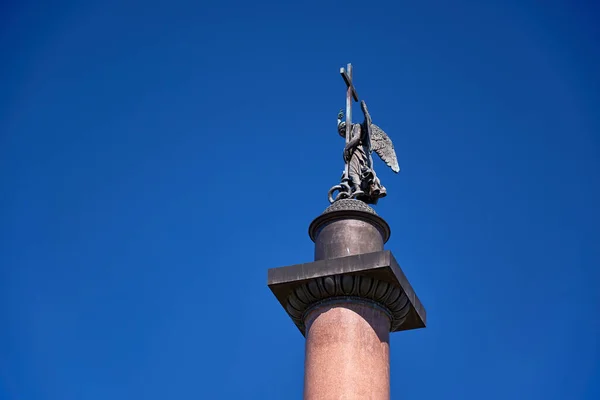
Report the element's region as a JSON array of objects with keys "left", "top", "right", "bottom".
[{"left": 371, "top": 124, "right": 400, "bottom": 173}]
